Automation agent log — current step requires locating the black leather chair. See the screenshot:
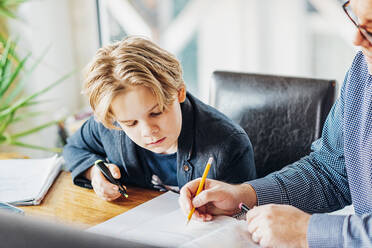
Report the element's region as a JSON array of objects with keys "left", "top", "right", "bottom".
[{"left": 209, "top": 71, "right": 336, "bottom": 178}]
